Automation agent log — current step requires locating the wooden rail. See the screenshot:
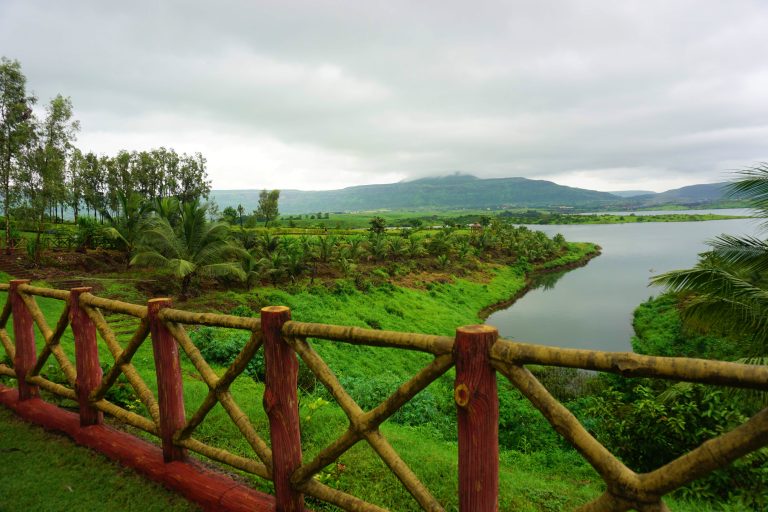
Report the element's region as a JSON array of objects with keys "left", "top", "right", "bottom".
[{"left": 0, "top": 279, "right": 767, "bottom": 511}]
